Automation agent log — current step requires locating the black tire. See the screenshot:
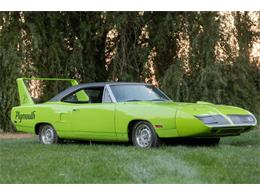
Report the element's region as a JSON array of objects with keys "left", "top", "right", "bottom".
[
  {"left": 194, "top": 138, "right": 220, "bottom": 146},
  {"left": 39, "top": 124, "right": 60, "bottom": 144},
  {"left": 132, "top": 121, "right": 160, "bottom": 148}
]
